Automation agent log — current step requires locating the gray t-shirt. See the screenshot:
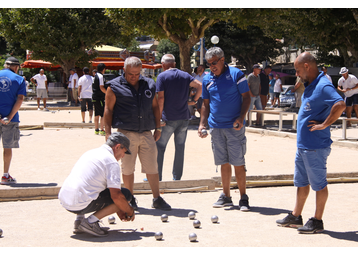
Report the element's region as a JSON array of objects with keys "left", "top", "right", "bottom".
[{"left": 247, "top": 73, "right": 261, "bottom": 96}]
